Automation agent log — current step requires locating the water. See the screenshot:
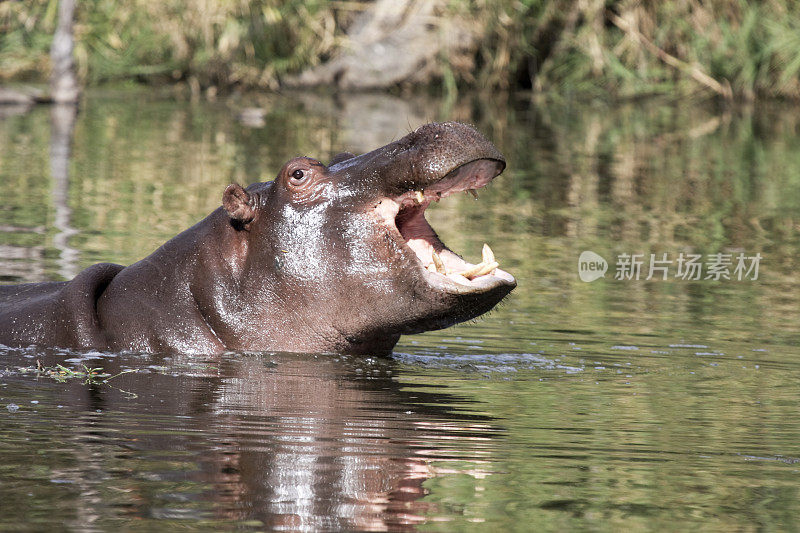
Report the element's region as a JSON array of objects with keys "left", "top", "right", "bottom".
[{"left": 1, "top": 90, "right": 800, "bottom": 530}]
